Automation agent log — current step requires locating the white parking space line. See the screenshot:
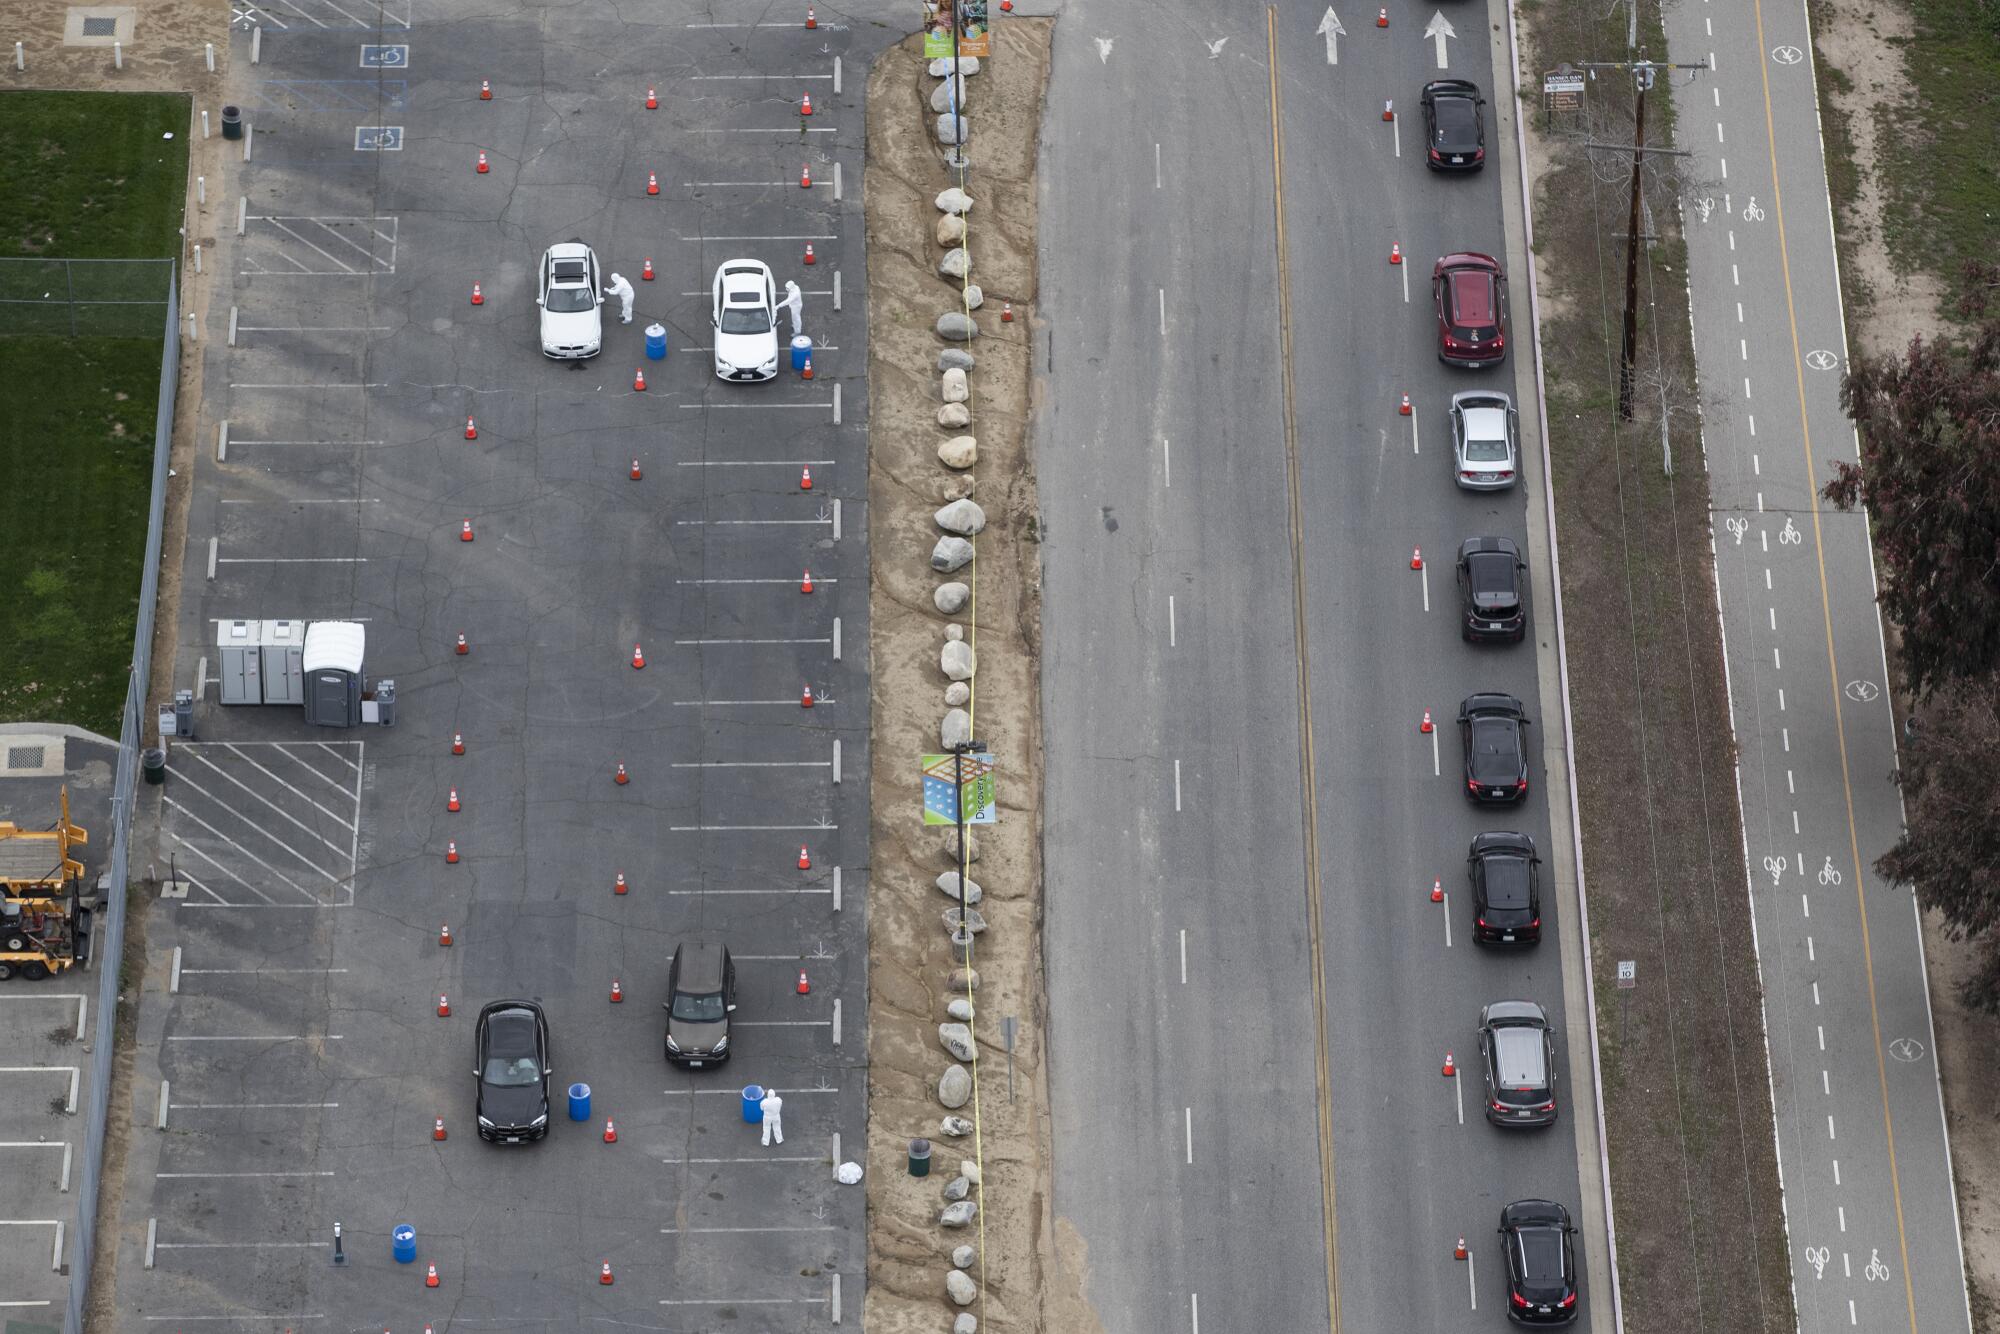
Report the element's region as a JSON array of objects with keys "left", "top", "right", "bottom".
[
  {"left": 660, "top": 1155, "right": 823, "bottom": 1163},
  {"left": 161, "top": 787, "right": 336, "bottom": 893},
  {"left": 675, "top": 637, "right": 832, "bottom": 645},
  {"left": 139, "top": 1316, "right": 326, "bottom": 1323},
  {"left": 676, "top": 577, "right": 839, "bottom": 585},
  {"left": 679, "top": 459, "right": 837, "bottom": 467},
  {"left": 166, "top": 1035, "right": 344, "bottom": 1042},
  {"left": 677, "top": 519, "right": 831, "bottom": 526},
  {"left": 0, "top": 1066, "right": 80, "bottom": 1113},
  {"left": 671, "top": 760, "right": 831, "bottom": 767},
  {"left": 678, "top": 402, "right": 835, "bottom": 410},
  {"left": 169, "top": 1103, "right": 338, "bottom": 1110},
  {"left": 234, "top": 325, "right": 393, "bottom": 333},
  {"left": 673, "top": 699, "right": 837, "bottom": 708},
  {"left": 226, "top": 385, "right": 384, "bottom": 392},
  {"left": 660, "top": 1225, "right": 840, "bottom": 1233},
  {"left": 167, "top": 834, "right": 281, "bottom": 905},
  {"left": 667, "top": 1085, "right": 841, "bottom": 1095},
  {"left": 668, "top": 822, "right": 837, "bottom": 831},
  {"left": 687, "top": 74, "right": 835, "bottom": 80},
  {"left": 156, "top": 1172, "right": 334, "bottom": 1179},
  {"left": 686, "top": 127, "right": 840, "bottom": 134}
]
